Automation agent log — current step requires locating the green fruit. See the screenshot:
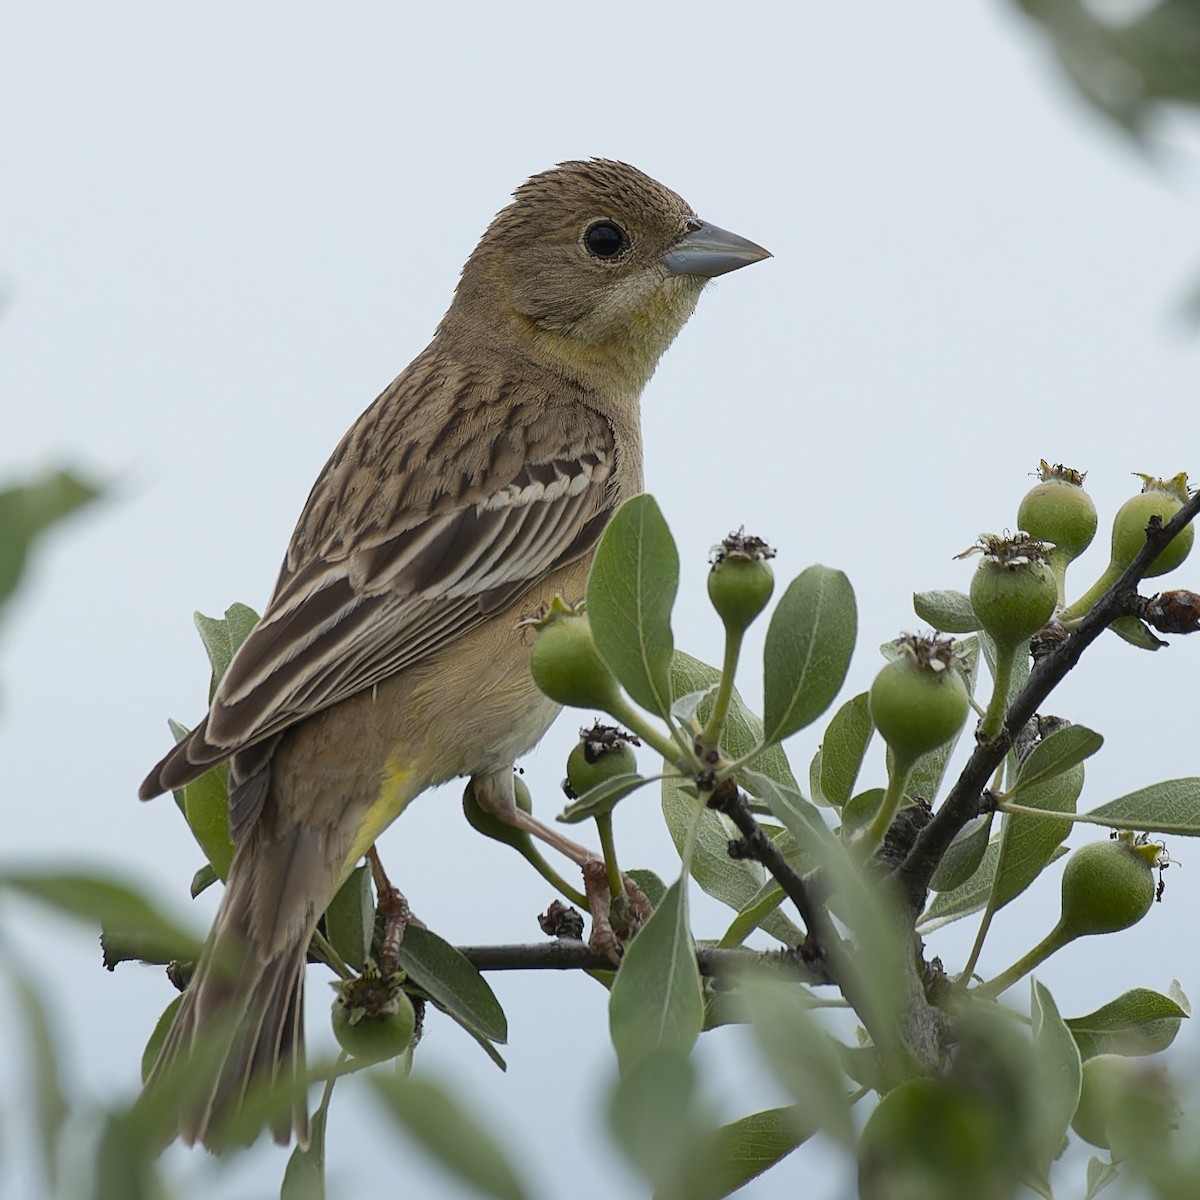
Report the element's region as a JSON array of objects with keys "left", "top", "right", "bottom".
[
  {"left": 331, "top": 976, "right": 416, "bottom": 1063},
  {"left": 565, "top": 726, "right": 639, "bottom": 797},
  {"left": 966, "top": 534, "right": 1057, "bottom": 649},
  {"left": 529, "top": 607, "right": 622, "bottom": 710},
  {"left": 462, "top": 774, "right": 534, "bottom": 848},
  {"left": 869, "top": 640, "right": 970, "bottom": 765},
  {"left": 1017, "top": 463, "right": 1097, "bottom": 567},
  {"left": 1110, "top": 473, "right": 1193, "bottom": 579},
  {"left": 707, "top": 545, "right": 775, "bottom": 633},
  {"left": 1058, "top": 835, "right": 1159, "bottom": 938}
]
